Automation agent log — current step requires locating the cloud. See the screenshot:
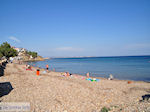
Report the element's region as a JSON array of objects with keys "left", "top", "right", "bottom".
[
  {"left": 55, "top": 47, "right": 83, "bottom": 52},
  {"left": 9, "top": 36, "right": 21, "bottom": 43}
]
